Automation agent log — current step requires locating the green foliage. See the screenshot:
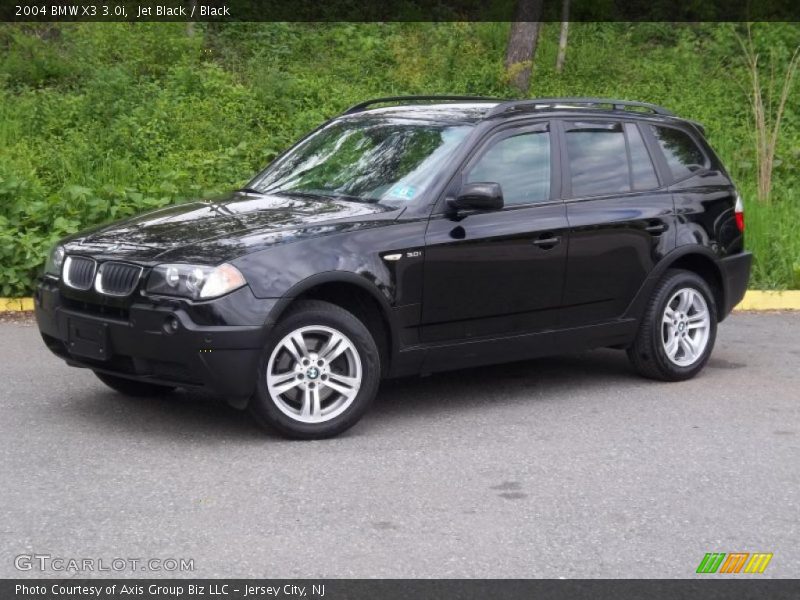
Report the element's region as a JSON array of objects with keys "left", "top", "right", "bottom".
[{"left": 0, "top": 21, "right": 797, "bottom": 294}]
